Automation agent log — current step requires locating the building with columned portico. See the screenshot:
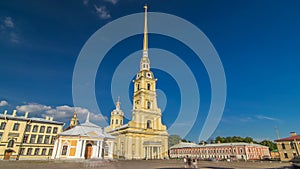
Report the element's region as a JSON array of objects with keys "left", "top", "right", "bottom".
[{"left": 51, "top": 113, "right": 114, "bottom": 160}]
